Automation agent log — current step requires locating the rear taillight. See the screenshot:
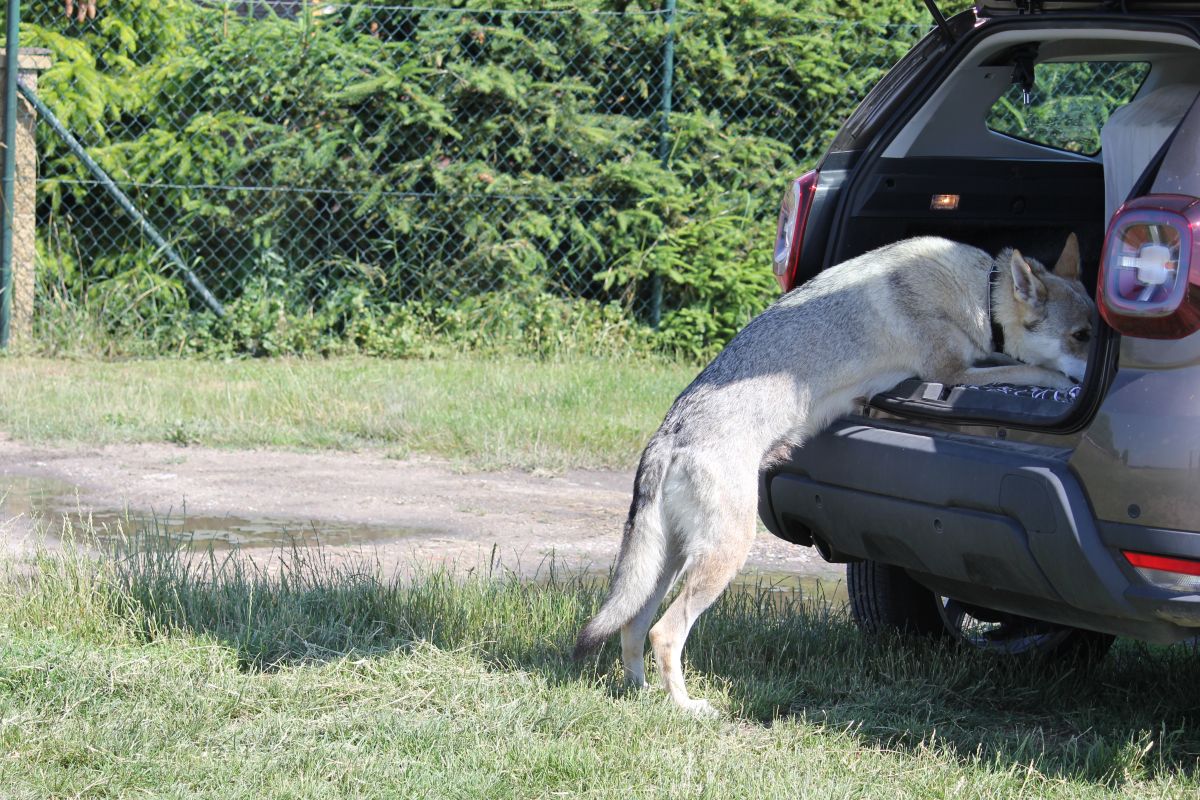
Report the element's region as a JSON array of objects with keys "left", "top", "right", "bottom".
[
  {"left": 1098, "top": 195, "right": 1200, "bottom": 339},
  {"left": 772, "top": 170, "right": 818, "bottom": 292},
  {"left": 1123, "top": 550, "right": 1200, "bottom": 593}
]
